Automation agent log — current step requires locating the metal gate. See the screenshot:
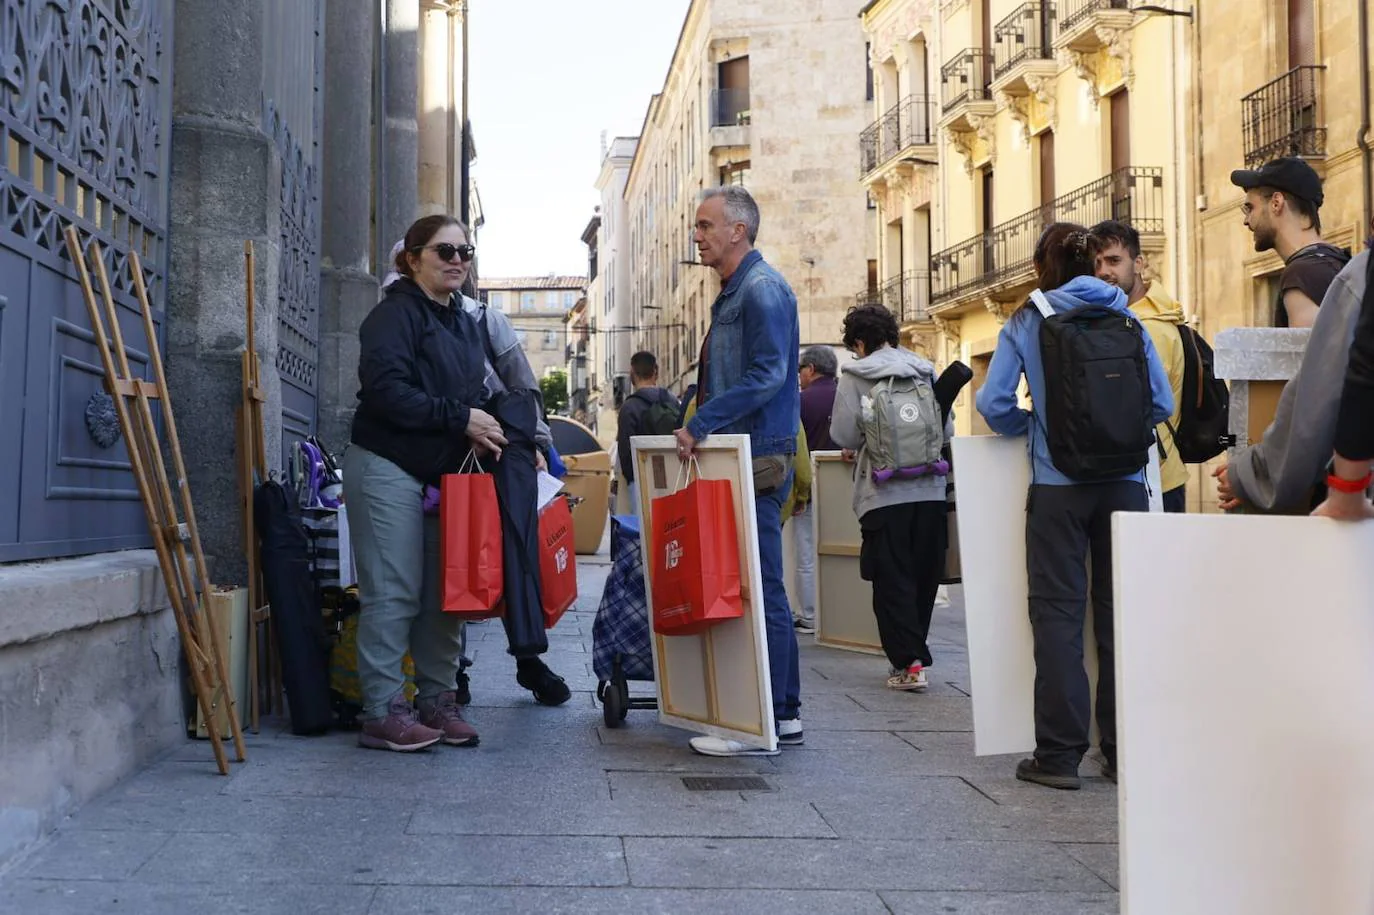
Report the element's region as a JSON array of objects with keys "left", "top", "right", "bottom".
[
  {"left": 0, "top": 0, "right": 173, "bottom": 561},
  {"left": 262, "top": 0, "right": 323, "bottom": 467}
]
